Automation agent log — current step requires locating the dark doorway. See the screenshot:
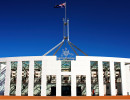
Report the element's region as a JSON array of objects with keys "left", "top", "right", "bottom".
[
  {"left": 62, "top": 86, "right": 71, "bottom": 96},
  {"left": 50, "top": 87, "right": 56, "bottom": 96},
  {"left": 77, "top": 86, "right": 82, "bottom": 96},
  {"left": 106, "top": 83, "right": 111, "bottom": 95},
  {"left": 117, "top": 82, "right": 122, "bottom": 95}
]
